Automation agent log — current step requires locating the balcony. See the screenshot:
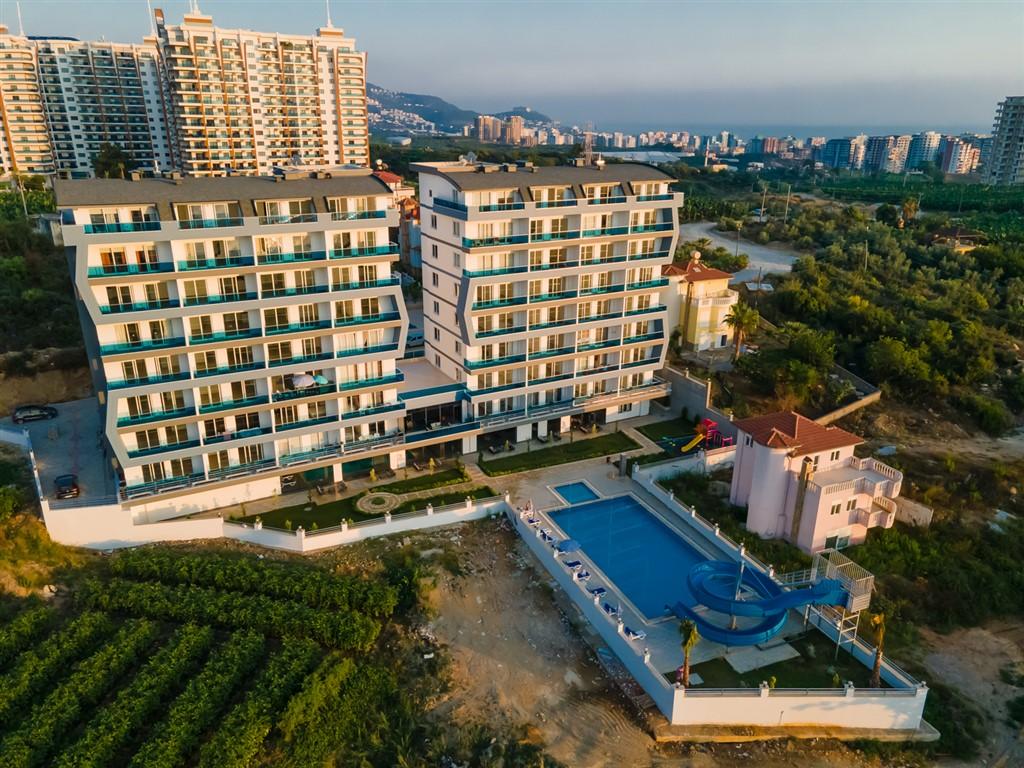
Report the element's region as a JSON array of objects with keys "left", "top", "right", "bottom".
[
  {"left": 84, "top": 220, "right": 160, "bottom": 234},
  {"left": 621, "top": 357, "right": 659, "bottom": 369},
  {"left": 582, "top": 226, "right": 629, "bottom": 238},
  {"left": 586, "top": 196, "right": 627, "bottom": 205},
  {"left": 626, "top": 278, "right": 670, "bottom": 291},
  {"left": 463, "top": 265, "right": 528, "bottom": 278},
  {"left": 467, "top": 381, "right": 525, "bottom": 397},
  {"left": 624, "top": 304, "right": 667, "bottom": 316},
  {"left": 330, "top": 210, "right": 386, "bottom": 221},
  {"left": 268, "top": 351, "right": 333, "bottom": 368},
  {"left": 108, "top": 371, "right": 190, "bottom": 389},
  {"left": 189, "top": 327, "right": 262, "bottom": 345},
  {"left": 529, "top": 290, "right": 577, "bottom": 304},
  {"left": 529, "top": 230, "right": 579, "bottom": 243},
  {"left": 334, "top": 310, "right": 402, "bottom": 328},
  {"left": 479, "top": 201, "right": 525, "bottom": 212},
  {"left": 471, "top": 296, "right": 528, "bottom": 311},
  {"left": 477, "top": 325, "right": 526, "bottom": 339},
  {"left": 529, "top": 259, "right": 580, "bottom": 272},
  {"left": 277, "top": 432, "right": 402, "bottom": 467},
  {"left": 577, "top": 338, "right": 620, "bottom": 352},
  {"left": 576, "top": 364, "right": 619, "bottom": 376},
  {"left": 529, "top": 345, "right": 574, "bottom": 360},
  {"left": 204, "top": 426, "right": 273, "bottom": 445},
  {"left": 208, "top": 458, "right": 277, "bottom": 482},
  {"left": 336, "top": 341, "right": 400, "bottom": 359},
  {"left": 87, "top": 262, "right": 174, "bottom": 278},
  {"left": 122, "top": 471, "right": 206, "bottom": 500},
  {"left": 100, "top": 336, "right": 185, "bottom": 355},
  {"left": 636, "top": 193, "right": 675, "bottom": 202},
  {"left": 535, "top": 199, "right": 576, "bottom": 208},
  {"left": 262, "top": 285, "right": 330, "bottom": 299},
  {"left": 99, "top": 298, "right": 180, "bottom": 314},
  {"left": 127, "top": 438, "right": 201, "bottom": 459},
  {"left": 530, "top": 371, "right": 574, "bottom": 386},
  {"left": 579, "top": 284, "right": 624, "bottom": 296},
  {"left": 627, "top": 249, "right": 671, "bottom": 262},
  {"left": 622, "top": 331, "right": 663, "bottom": 345},
  {"left": 341, "top": 401, "right": 404, "bottom": 420},
  {"left": 258, "top": 212, "right": 317, "bottom": 225},
  {"left": 433, "top": 197, "right": 467, "bottom": 214},
  {"left": 184, "top": 291, "right": 258, "bottom": 307},
  {"left": 194, "top": 361, "right": 265, "bottom": 378},
  {"left": 329, "top": 243, "right": 399, "bottom": 259},
  {"left": 256, "top": 249, "right": 327, "bottom": 265},
  {"left": 272, "top": 383, "right": 336, "bottom": 402},
  {"left": 338, "top": 372, "right": 404, "bottom": 391},
  {"left": 405, "top": 420, "right": 480, "bottom": 444},
  {"left": 330, "top": 276, "right": 401, "bottom": 292},
  {"left": 198, "top": 394, "right": 269, "bottom": 414},
  {"left": 530, "top": 317, "right": 576, "bottom": 331},
  {"left": 178, "top": 217, "right": 244, "bottom": 230},
  {"left": 464, "top": 354, "right": 526, "bottom": 370},
  {"left": 116, "top": 406, "right": 195, "bottom": 427},
  {"left": 462, "top": 234, "right": 528, "bottom": 249},
  {"left": 176, "top": 255, "right": 254, "bottom": 271},
  {"left": 275, "top": 415, "right": 338, "bottom": 432},
  {"left": 264, "top": 319, "right": 332, "bottom": 336},
  {"left": 630, "top": 221, "right": 673, "bottom": 234}
]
